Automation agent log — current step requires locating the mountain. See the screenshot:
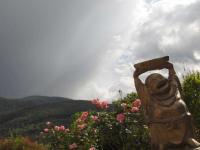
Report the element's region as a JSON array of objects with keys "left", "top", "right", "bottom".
[{"left": 0, "top": 96, "right": 97, "bottom": 138}]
